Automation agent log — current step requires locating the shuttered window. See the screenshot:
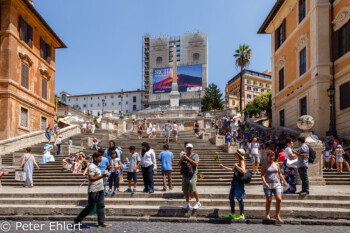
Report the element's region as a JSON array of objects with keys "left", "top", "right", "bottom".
[
  {"left": 42, "top": 78, "right": 47, "bottom": 100},
  {"left": 40, "top": 37, "right": 51, "bottom": 63},
  {"left": 41, "top": 117, "right": 47, "bottom": 131},
  {"left": 299, "top": 0, "right": 306, "bottom": 23},
  {"left": 280, "top": 110, "right": 285, "bottom": 127},
  {"left": 275, "top": 19, "right": 286, "bottom": 51},
  {"left": 333, "top": 21, "right": 350, "bottom": 60},
  {"left": 299, "top": 48, "right": 307, "bottom": 76},
  {"left": 20, "top": 108, "right": 28, "bottom": 127},
  {"left": 279, "top": 68, "right": 285, "bottom": 91},
  {"left": 19, "top": 16, "right": 33, "bottom": 48},
  {"left": 299, "top": 97, "right": 307, "bottom": 116},
  {"left": 21, "top": 63, "right": 29, "bottom": 89},
  {"left": 340, "top": 81, "right": 350, "bottom": 110}
]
